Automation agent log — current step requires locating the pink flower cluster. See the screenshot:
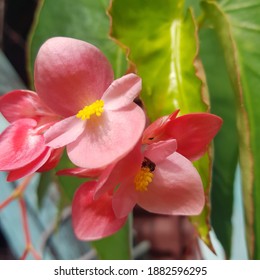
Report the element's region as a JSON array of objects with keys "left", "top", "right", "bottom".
[{"left": 0, "top": 37, "right": 222, "bottom": 240}]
